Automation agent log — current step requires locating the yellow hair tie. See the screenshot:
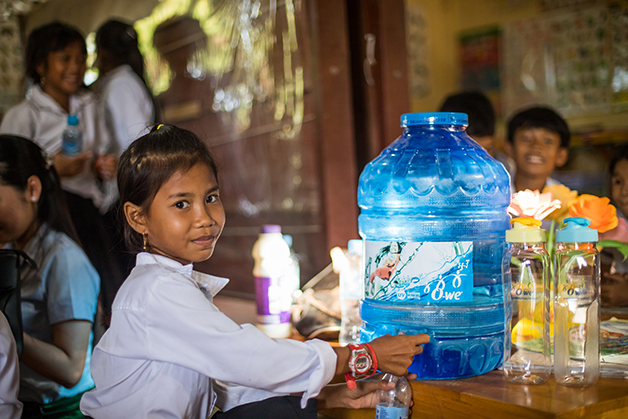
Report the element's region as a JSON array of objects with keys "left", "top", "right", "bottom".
[{"left": 157, "top": 124, "right": 164, "bottom": 130}]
